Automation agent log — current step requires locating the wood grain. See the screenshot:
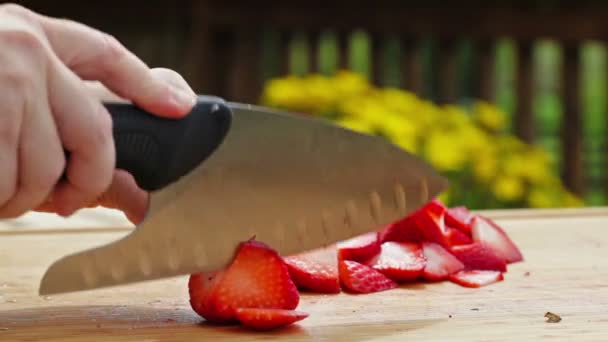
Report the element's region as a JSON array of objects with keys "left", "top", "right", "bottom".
[{"left": 1, "top": 210, "right": 607, "bottom": 341}]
